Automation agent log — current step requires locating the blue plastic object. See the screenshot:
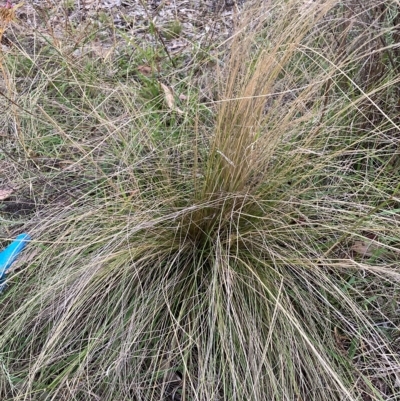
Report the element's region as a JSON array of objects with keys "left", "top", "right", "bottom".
[{"left": 0, "top": 233, "right": 31, "bottom": 291}]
